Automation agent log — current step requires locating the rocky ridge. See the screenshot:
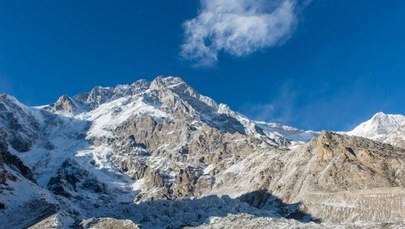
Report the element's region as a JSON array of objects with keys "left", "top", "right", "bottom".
[{"left": 209, "top": 131, "right": 405, "bottom": 224}]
